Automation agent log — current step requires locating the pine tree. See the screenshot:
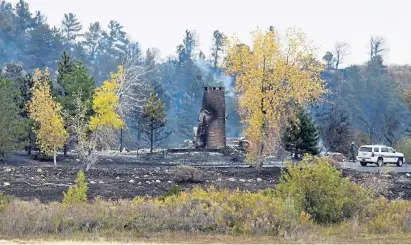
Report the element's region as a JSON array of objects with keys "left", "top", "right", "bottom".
[
  {"left": 61, "top": 13, "right": 82, "bottom": 44},
  {"left": 211, "top": 30, "right": 226, "bottom": 70},
  {"left": 323, "top": 107, "right": 352, "bottom": 155},
  {"left": 82, "top": 22, "right": 103, "bottom": 60},
  {"left": 138, "top": 92, "right": 171, "bottom": 153},
  {"left": 283, "top": 109, "right": 320, "bottom": 159},
  {"left": 59, "top": 61, "right": 95, "bottom": 111},
  {"left": 0, "top": 77, "right": 27, "bottom": 160},
  {"left": 57, "top": 52, "right": 73, "bottom": 83},
  {"left": 56, "top": 51, "right": 74, "bottom": 96},
  {"left": 15, "top": 0, "right": 33, "bottom": 33},
  {"left": 3, "top": 62, "right": 35, "bottom": 155},
  {"left": 57, "top": 56, "right": 95, "bottom": 156}
]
